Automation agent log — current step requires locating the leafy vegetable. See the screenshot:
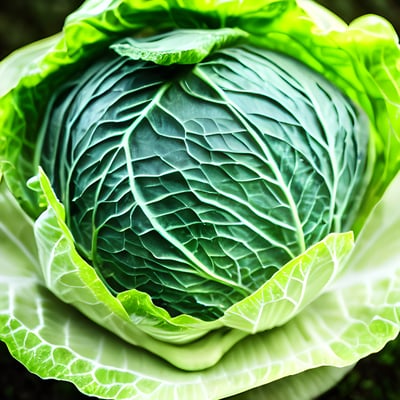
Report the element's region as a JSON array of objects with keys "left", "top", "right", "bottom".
[
  {"left": 37, "top": 31, "right": 369, "bottom": 319},
  {"left": 0, "top": 0, "right": 399, "bottom": 399}
]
